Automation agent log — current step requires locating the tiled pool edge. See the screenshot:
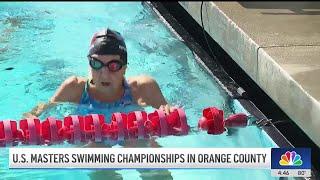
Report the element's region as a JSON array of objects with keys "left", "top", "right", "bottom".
[{"left": 146, "top": 2, "right": 319, "bottom": 179}]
